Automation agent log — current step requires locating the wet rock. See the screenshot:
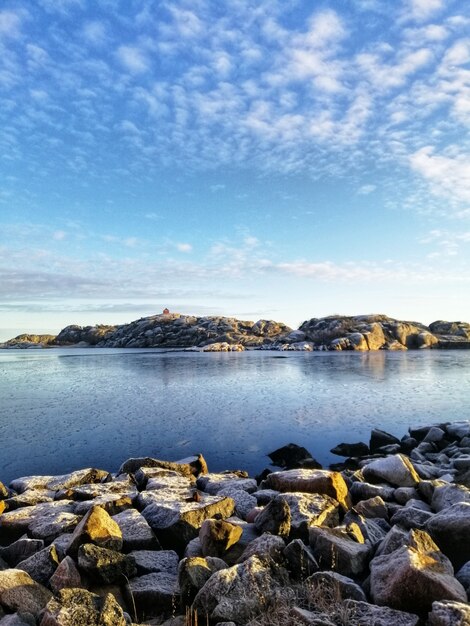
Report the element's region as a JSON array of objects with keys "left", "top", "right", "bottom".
[
  {"left": 369, "top": 429, "right": 401, "bottom": 453},
  {"left": 254, "top": 495, "right": 291, "bottom": 538},
  {"left": 199, "top": 519, "right": 243, "bottom": 558},
  {"left": 362, "top": 454, "right": 420, "bottom": 487},
  {"left": 308, "top": 571, "right": 367, "bottom": 601},
  {"left": 261, "top": 469, "right": 350, "bottom": 511},
  {"left": 66, "top": 506, "right": 122, "bottom": 557},
  {"left": 193, "top": 555, "right": 288, "bottom": 624},
  {"left": 0, "top": 569, "right": 52, "bottom": 615},
  {"left": 128, "top": 550, "right": 178, "bottom": 578},
  {"left": 40, "top": 588, "right": 126, "bottom": 625},
  {"left": 178, "top": 556, "right": 226, "bottom": 607},
  {"left": 268, "top": 443, "right": 320, "bottom": 469},
  {"left": 16, "top": 546, "right": 59, "bottom": 586},
  {"left": 344, "top": 600, "right": 419, "bottom": 626},
  {"left": 369, "top": 529, "right": 467, "bottom": 613},
  {"left": 112, "top": 508, "right": 160, "bottom": 552},
  {"left": 283, "top": 539, "right": 318, "bottom": 579},
  {"left": 309, "top": 526, "right": 371, "bottom": 577},
  {"left": 426, "top": 502, "right": 470, "bottom": 569},
  {"left": 128, "top": 572, "right": 179, "bottom": 619},
  {"left": 77, "top": 543, "right": 136, "bottom": 584},
  {"left": 49, "top": 556, "right": 82, "bottom": 594},
  {"left": 0, "top": 538, "right": 44, "bottom": 568},
  {"left": 330, "top": 442, "right": 369, "bottom": 457},
  {"left": 428, "top": 600, "right": 470, "bottom": 625}
]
